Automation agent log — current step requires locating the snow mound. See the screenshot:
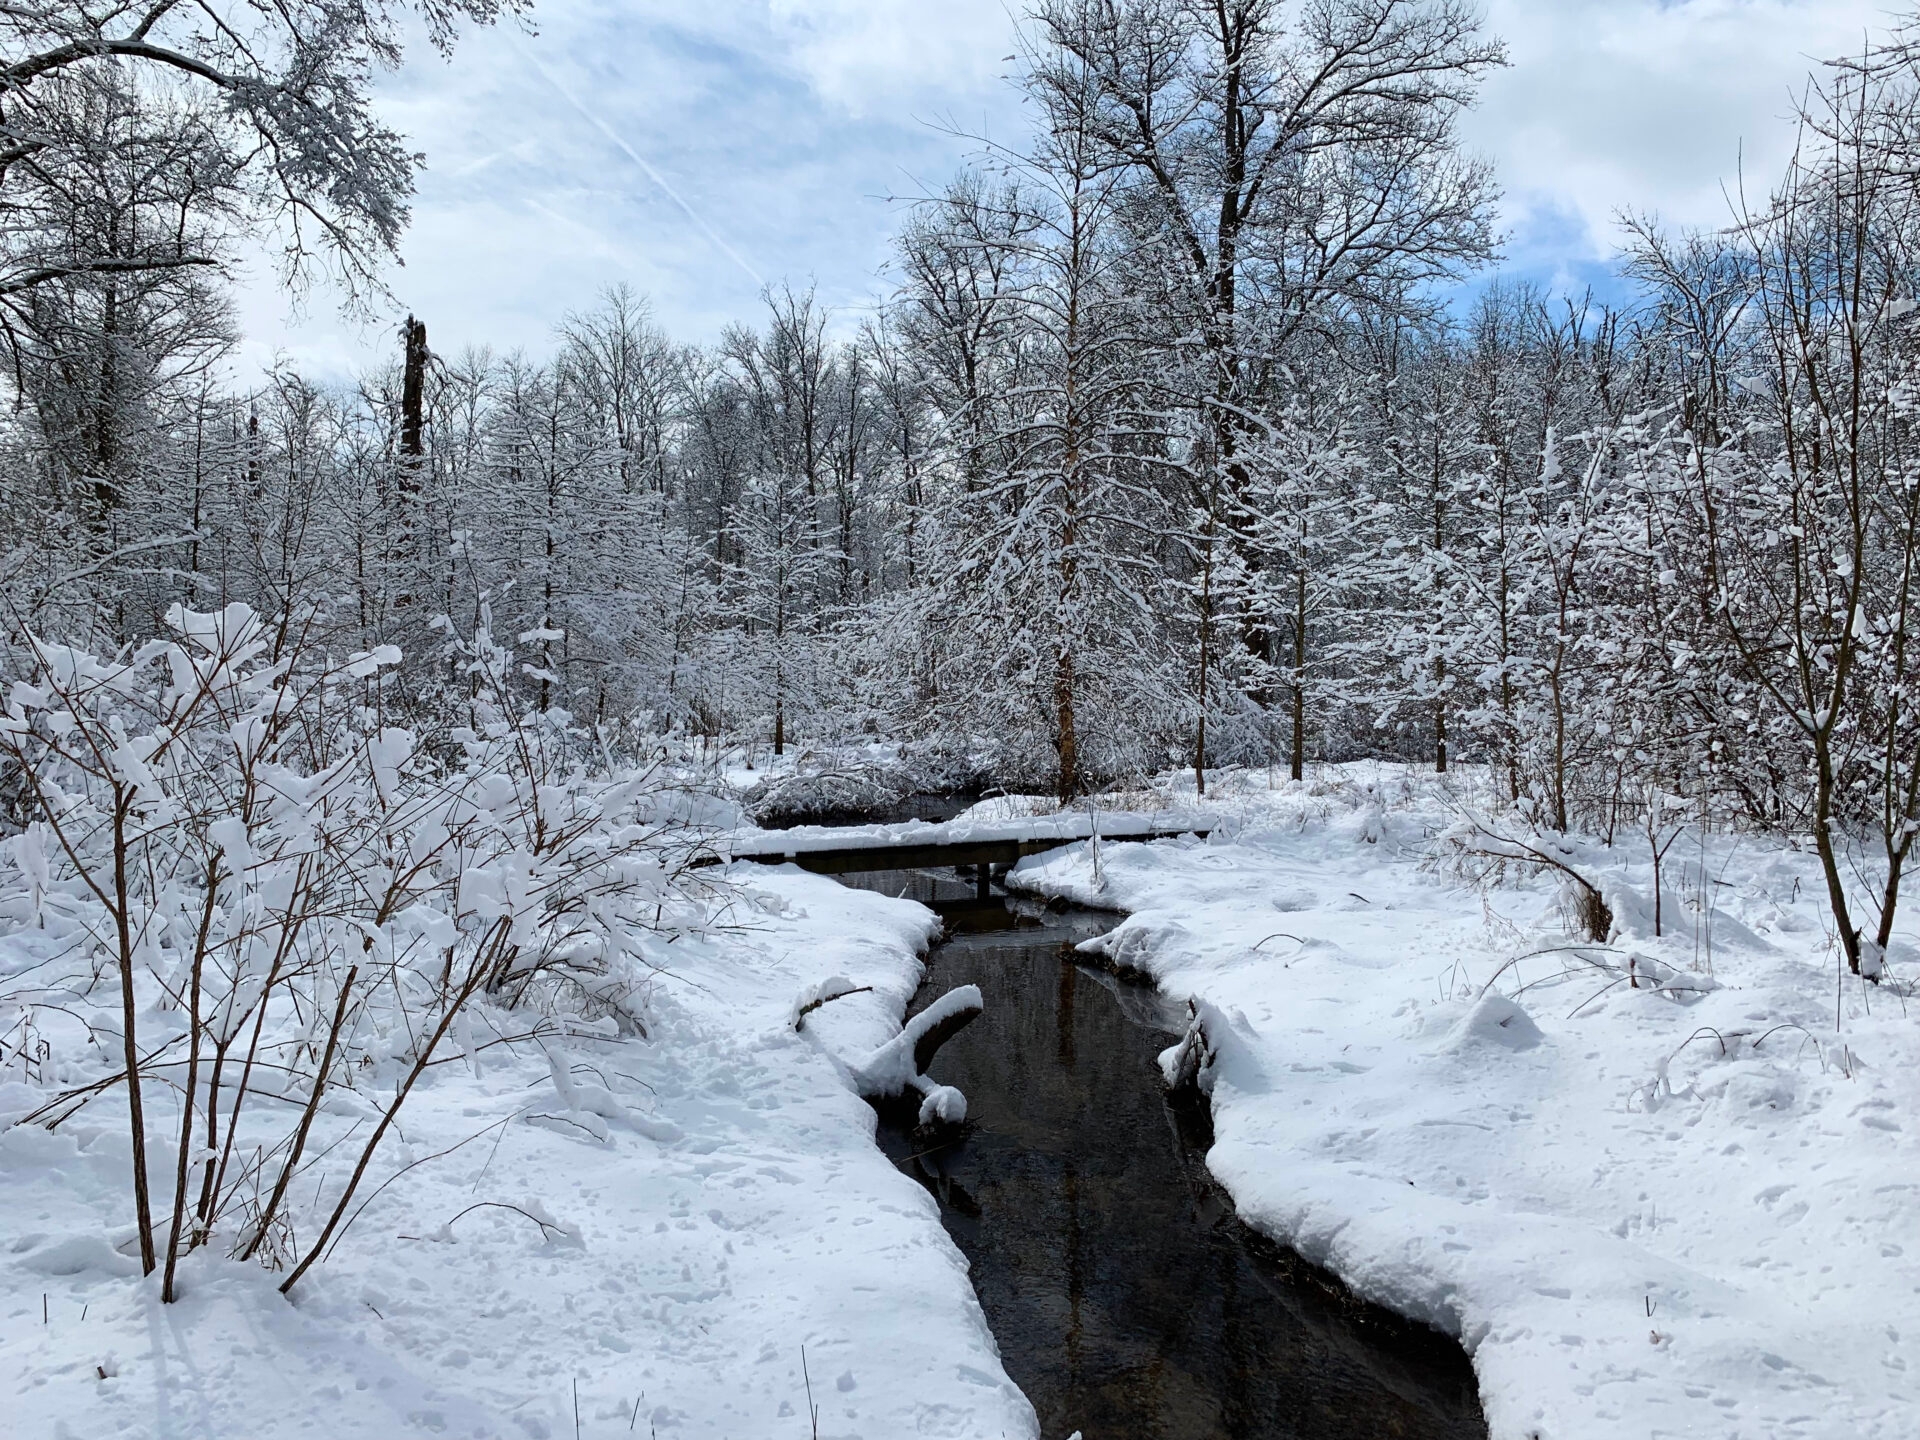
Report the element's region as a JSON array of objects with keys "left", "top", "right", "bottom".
[
  {"left": 951, "top": 794, "right": 1057, "bottom": 823},
  {"left": 16, "top": 1233, "right": 141, "bottom": 1277},
  {"left": 917, "top": 1084, "right": 968, "bottom": 1126},
  {"left": 1448, "top": 993, "right": 1544, "bottom": 1052}
]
